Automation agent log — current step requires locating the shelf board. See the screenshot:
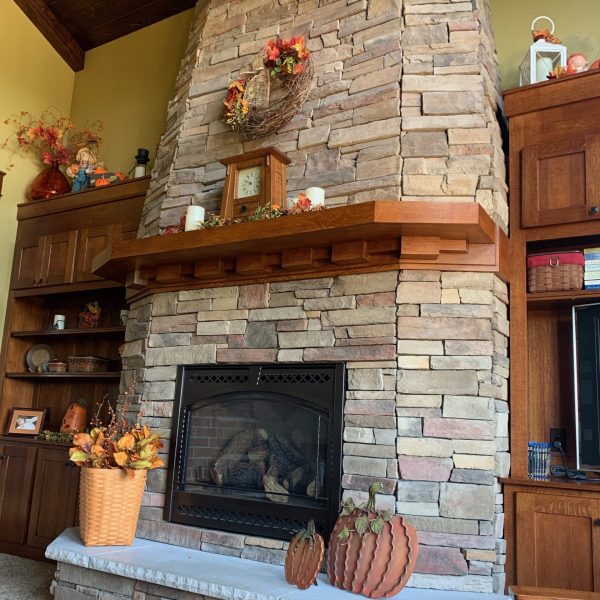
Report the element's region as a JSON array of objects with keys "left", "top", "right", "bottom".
[
  {"left": 527, "top": 289, "right": 600, "bottom": 309},
  {"left": 92, "top": 200, "right": 509, "bottom": 300},
  {"left": 5, "top": 372, "right": 121, "bottom": 379},
  {"left": 11, "top": 327, "right": 125, "bottom": 338},
  {"left": 501, "top": 476, "right": 600, "bottom": 493}
]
